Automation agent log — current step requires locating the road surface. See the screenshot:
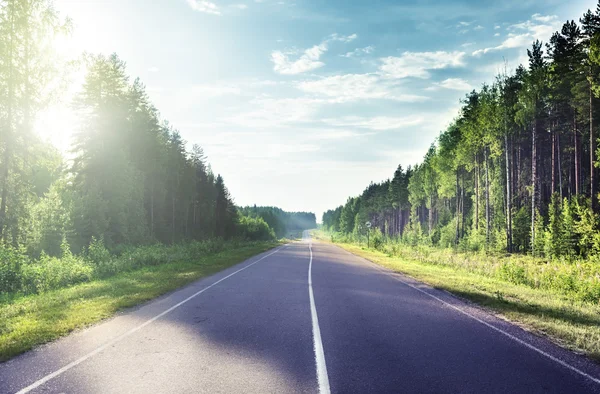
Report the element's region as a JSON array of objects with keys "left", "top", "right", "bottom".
[{"left": 1, "top": 232, "right": 600, "bottom": 393}]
